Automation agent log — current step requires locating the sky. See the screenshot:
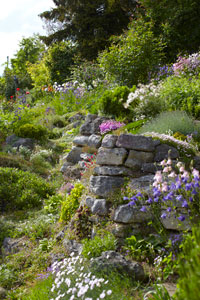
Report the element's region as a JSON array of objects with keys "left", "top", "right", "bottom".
[{"left": 0, "top": 0, "right": 55, "bottom": 75}]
